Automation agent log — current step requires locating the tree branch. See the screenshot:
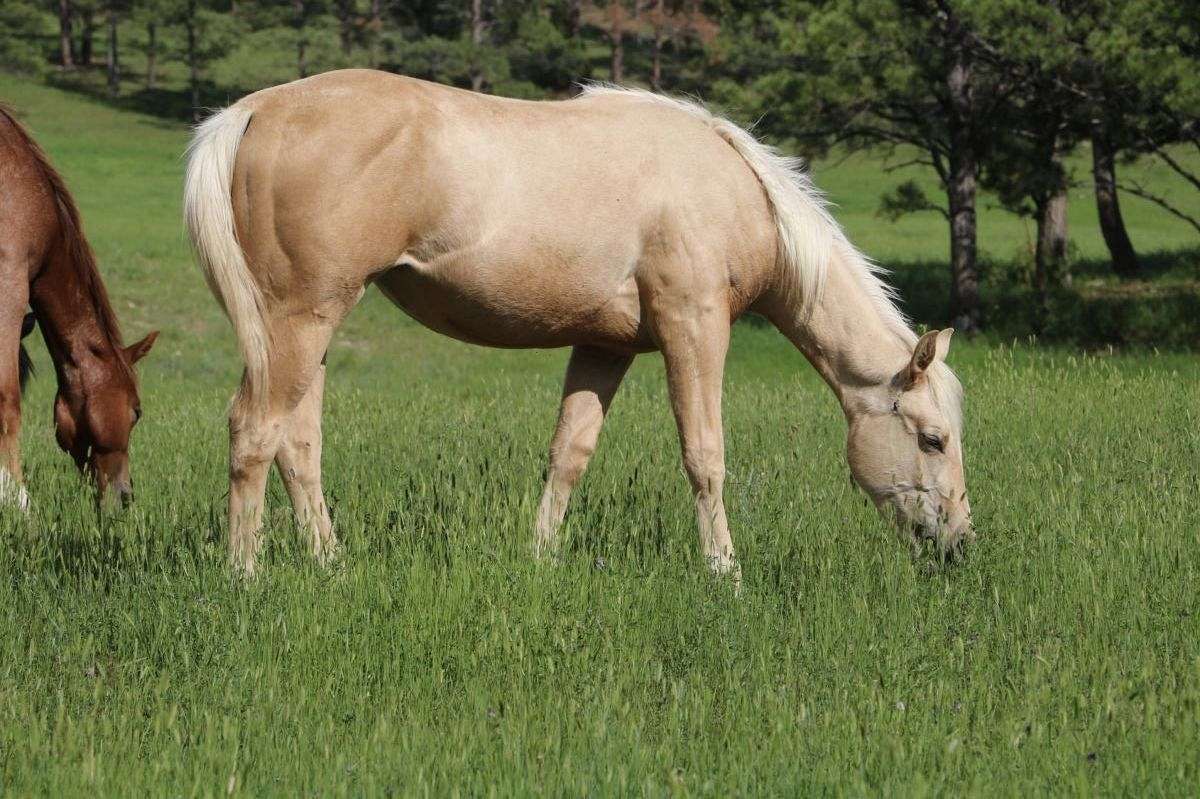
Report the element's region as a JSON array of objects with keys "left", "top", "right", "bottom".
[
  {"left": 1118, "top": 180, "right": 1200, "bottom": 235},
  {"left": 1151, "top": 146, "right": 1200, "bottom": 194}
]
